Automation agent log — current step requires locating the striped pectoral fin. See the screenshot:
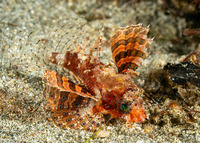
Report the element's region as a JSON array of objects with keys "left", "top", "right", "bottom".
[
  {"left": 116, "top": 51, "right": 145, "bottom": 73},
  {"left": 43, "top": 68, "right": 59, "bottom": 87},
  {"left": 52, "top": 107, "right": 105, "bottom": 132},
  {"left": 43, "top": 68, "right": 94, "bottom": 99},
  {"left": 43, "top": 82, "right": 105, "bottom": 132},
  {"left": 43, "top": 84, "right": 75, "bottom": 112},
  {"left": 110, "top": 24, "right": 153, "bottom": 74},
  {"left": 62, "top": 76, "right": 94, "bottom": 98},
  {"left": 43, "top": 68, "right": 105, "bottom": 132}
]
